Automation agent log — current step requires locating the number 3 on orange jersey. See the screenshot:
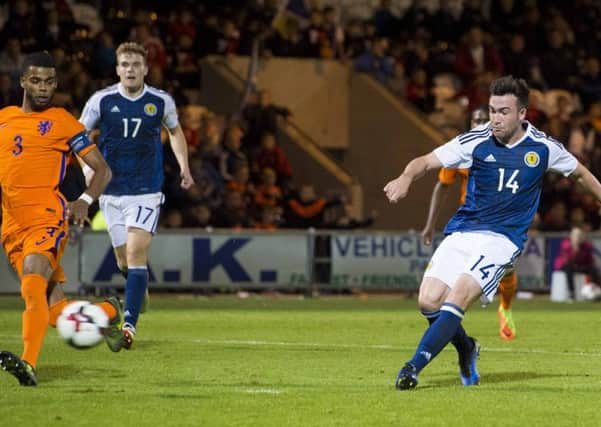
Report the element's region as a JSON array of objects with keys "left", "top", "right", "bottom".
[{"left": 12, "top": 135, "right": 23, "bottom": 156}]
